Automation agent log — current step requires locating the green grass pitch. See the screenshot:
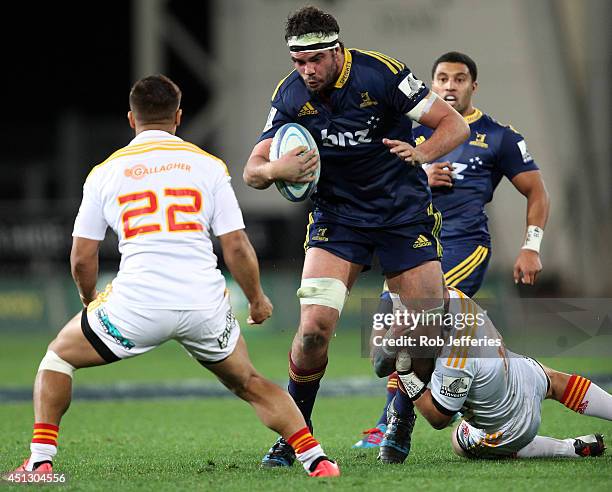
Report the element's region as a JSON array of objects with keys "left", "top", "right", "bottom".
[
  {"left": 1, "top": 329, "right": 611, "bottom": 490},
  {"left": 1, "top": 397, "right": 611, "bottom": 491}
]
